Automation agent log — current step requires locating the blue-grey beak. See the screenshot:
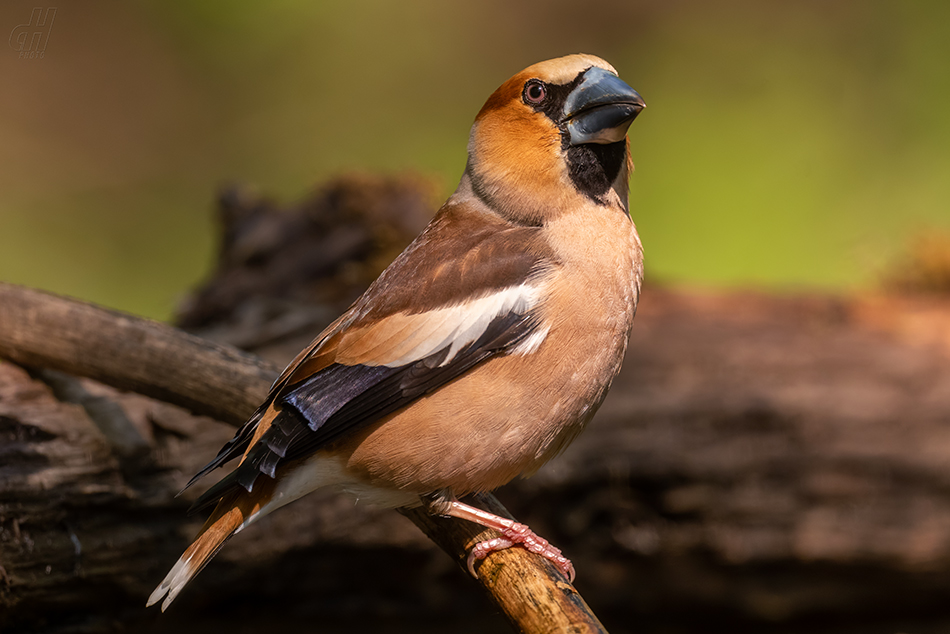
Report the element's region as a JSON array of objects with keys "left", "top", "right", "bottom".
[{"left": 562, "top": 67, "right": 645, "bottom": 145}]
